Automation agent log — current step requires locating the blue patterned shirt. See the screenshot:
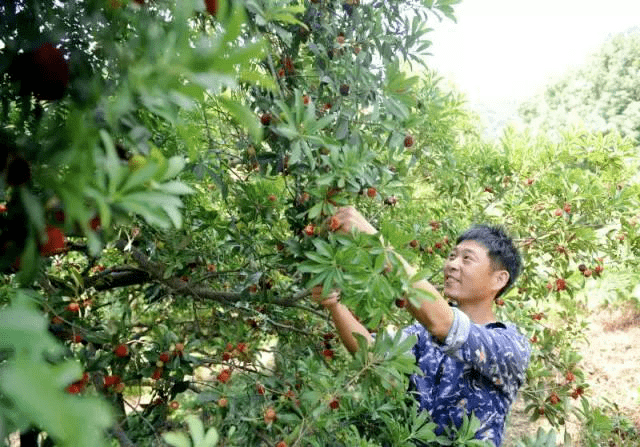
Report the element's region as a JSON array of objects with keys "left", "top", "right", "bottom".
[{"left": 402, "top": 307, "right": 531, "bottom": 446}]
